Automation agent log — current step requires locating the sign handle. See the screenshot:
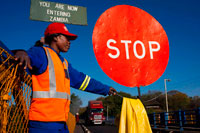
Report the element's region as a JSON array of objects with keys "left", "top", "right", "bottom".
[{"left": 137, "top": 86, "right": 141, "bottom": 99}]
